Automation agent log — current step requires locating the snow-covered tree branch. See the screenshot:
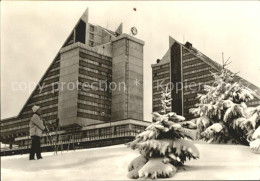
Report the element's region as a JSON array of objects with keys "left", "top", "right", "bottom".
[{"left": 127, "top": 88, "right": 199, "bottom": 179}]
